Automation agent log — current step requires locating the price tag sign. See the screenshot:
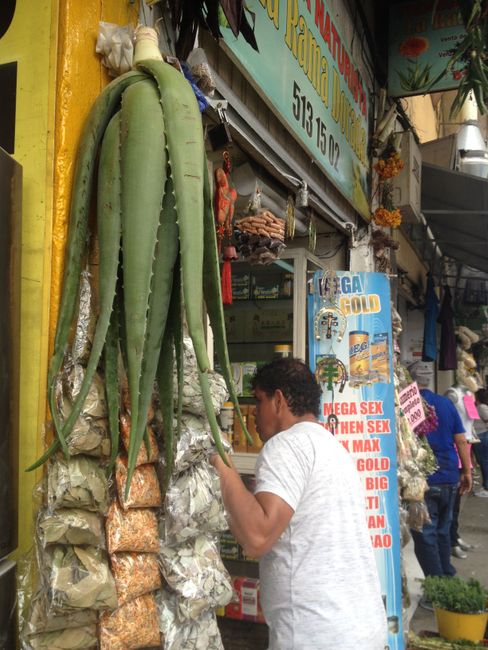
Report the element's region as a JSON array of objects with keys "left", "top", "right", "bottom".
[{"left": 399, "top": 382, "right": 426, "bottom": 430}]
